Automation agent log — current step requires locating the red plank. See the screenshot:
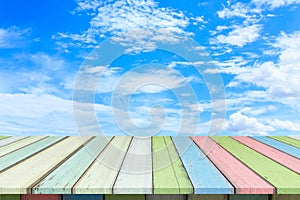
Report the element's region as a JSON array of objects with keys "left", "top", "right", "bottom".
[
  {"left": 21, "top": 195, "right": 60, "bottom": 200},
  {"left": 192, "top": 136, "right": 275, "bottom": 194},
  {"left": 233, "top": 136, "right": 300, "bottom": 174}
]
